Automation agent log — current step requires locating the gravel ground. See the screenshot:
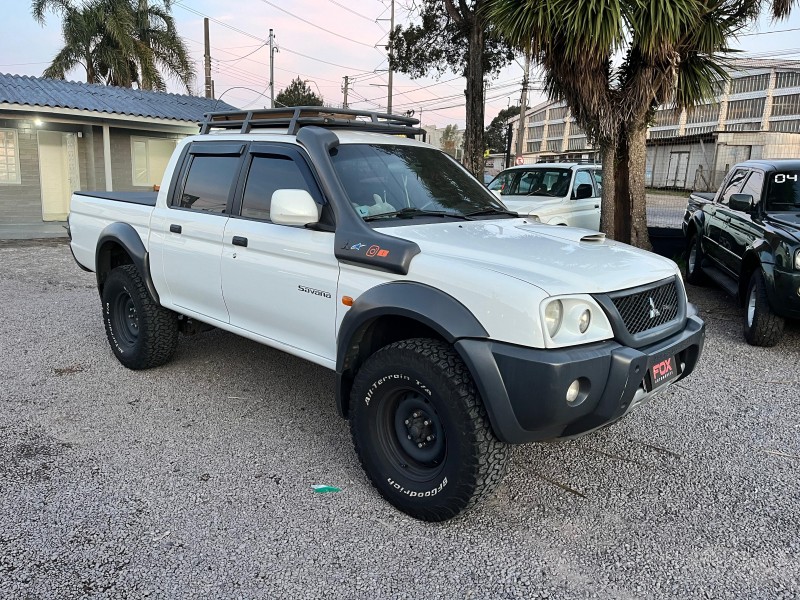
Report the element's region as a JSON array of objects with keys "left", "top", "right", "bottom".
[{"left": 1, "top": 239, "right": 798, "bottom": 600}]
